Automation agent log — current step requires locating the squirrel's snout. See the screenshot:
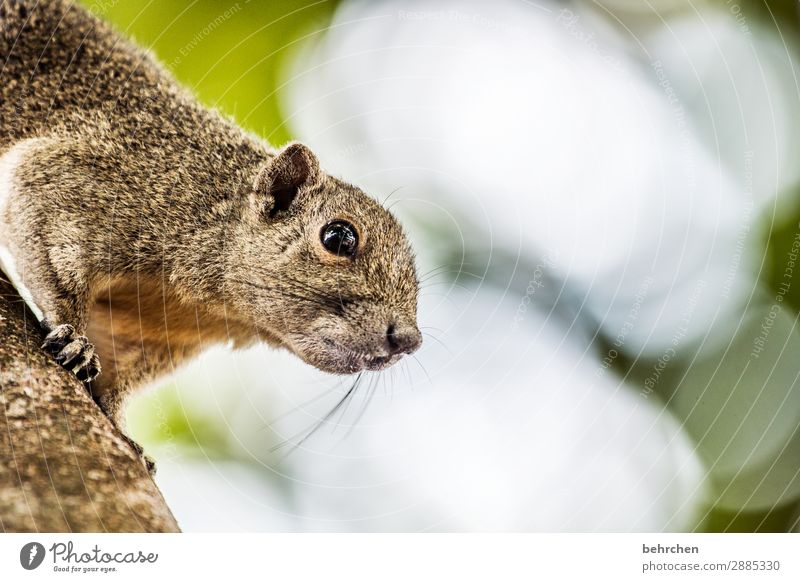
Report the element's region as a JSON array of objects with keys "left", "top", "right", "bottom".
[
  {"left": 311, "top": 318, "right": 422, "bottom": 374},
  {"left": 385, "top": 321, "right": 422, "bottom": 356}
]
